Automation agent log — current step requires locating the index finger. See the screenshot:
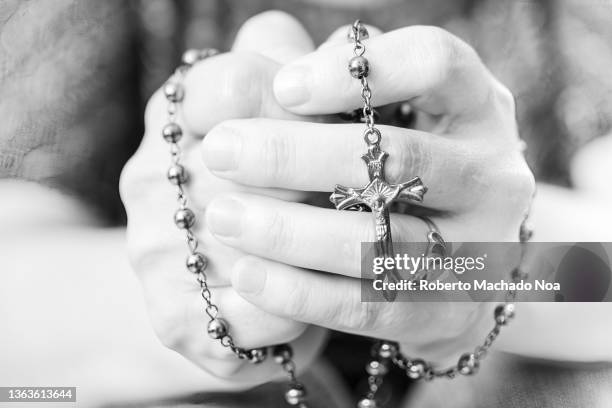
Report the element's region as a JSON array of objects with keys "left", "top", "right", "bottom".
[{"left": 273, "top": 25, "right": 498, "bottom": 118}]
